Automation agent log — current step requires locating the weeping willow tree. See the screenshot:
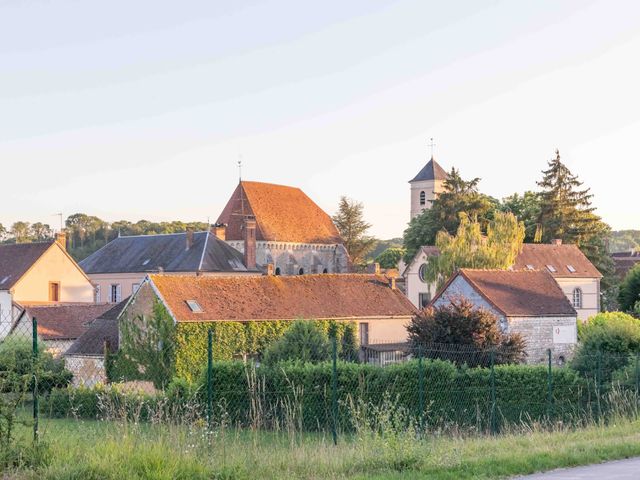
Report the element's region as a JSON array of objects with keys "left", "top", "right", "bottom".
[{"left": 427, "top": 211, "right": 525, "bottom": 289}]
